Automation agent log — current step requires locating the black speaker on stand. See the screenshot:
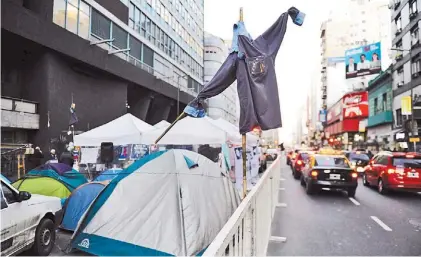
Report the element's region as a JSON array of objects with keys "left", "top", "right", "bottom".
[{"left": 100, "top": 142, "right": 114, "bottom": 169}]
